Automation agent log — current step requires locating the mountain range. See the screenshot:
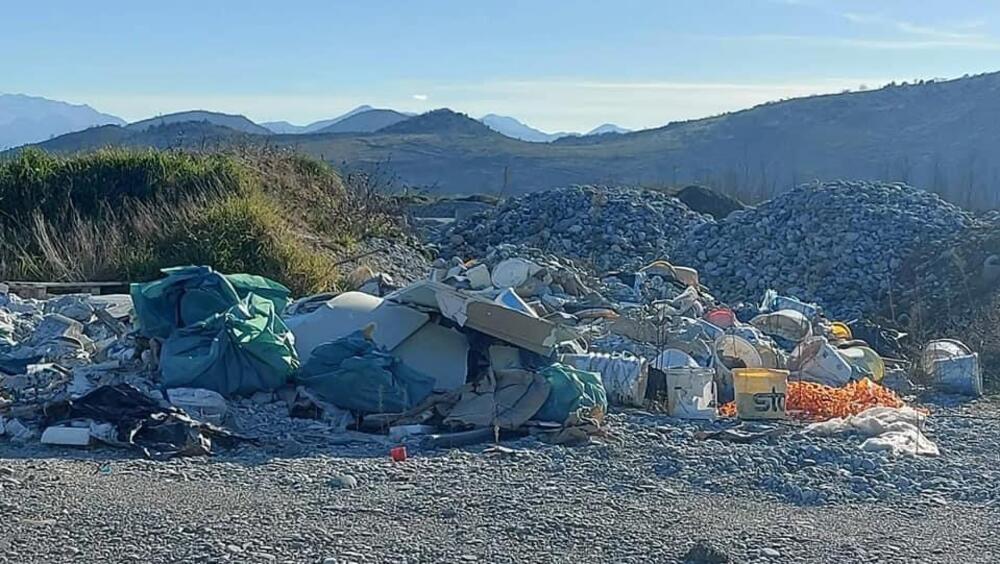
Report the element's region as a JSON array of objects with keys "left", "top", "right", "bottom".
[
  {"left": 0, "top": 94, "right": 125, "bottom": 149},
  {"left": 0, "top": 96, "right": 628, "bottom": 147},
  {"left": 8, "top": 71, "right": 1000, "bottom": 208}
]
